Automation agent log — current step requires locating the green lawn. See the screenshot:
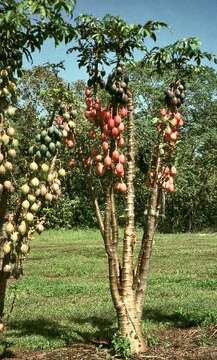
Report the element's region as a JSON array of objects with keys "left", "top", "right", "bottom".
[{"left": 2, "top": 230, "right": 217, "bottom": 351}]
